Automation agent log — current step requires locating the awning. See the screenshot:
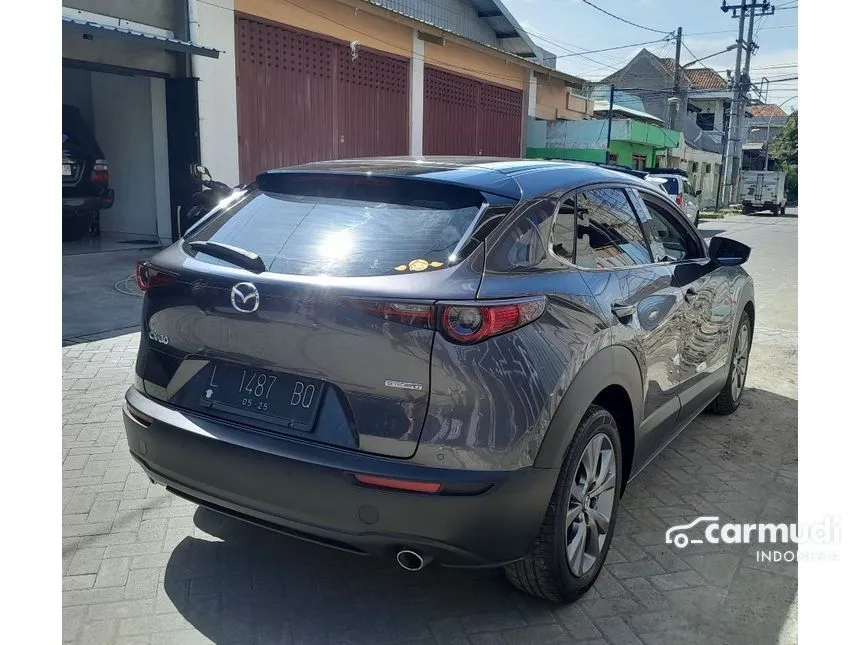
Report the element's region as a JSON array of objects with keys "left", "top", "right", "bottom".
[
  {"left": 63, "top": 17, "right": 220, "bottom": 59},
  {"left": 592, "top": 101, "right": 664, "bottom": 125}
]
